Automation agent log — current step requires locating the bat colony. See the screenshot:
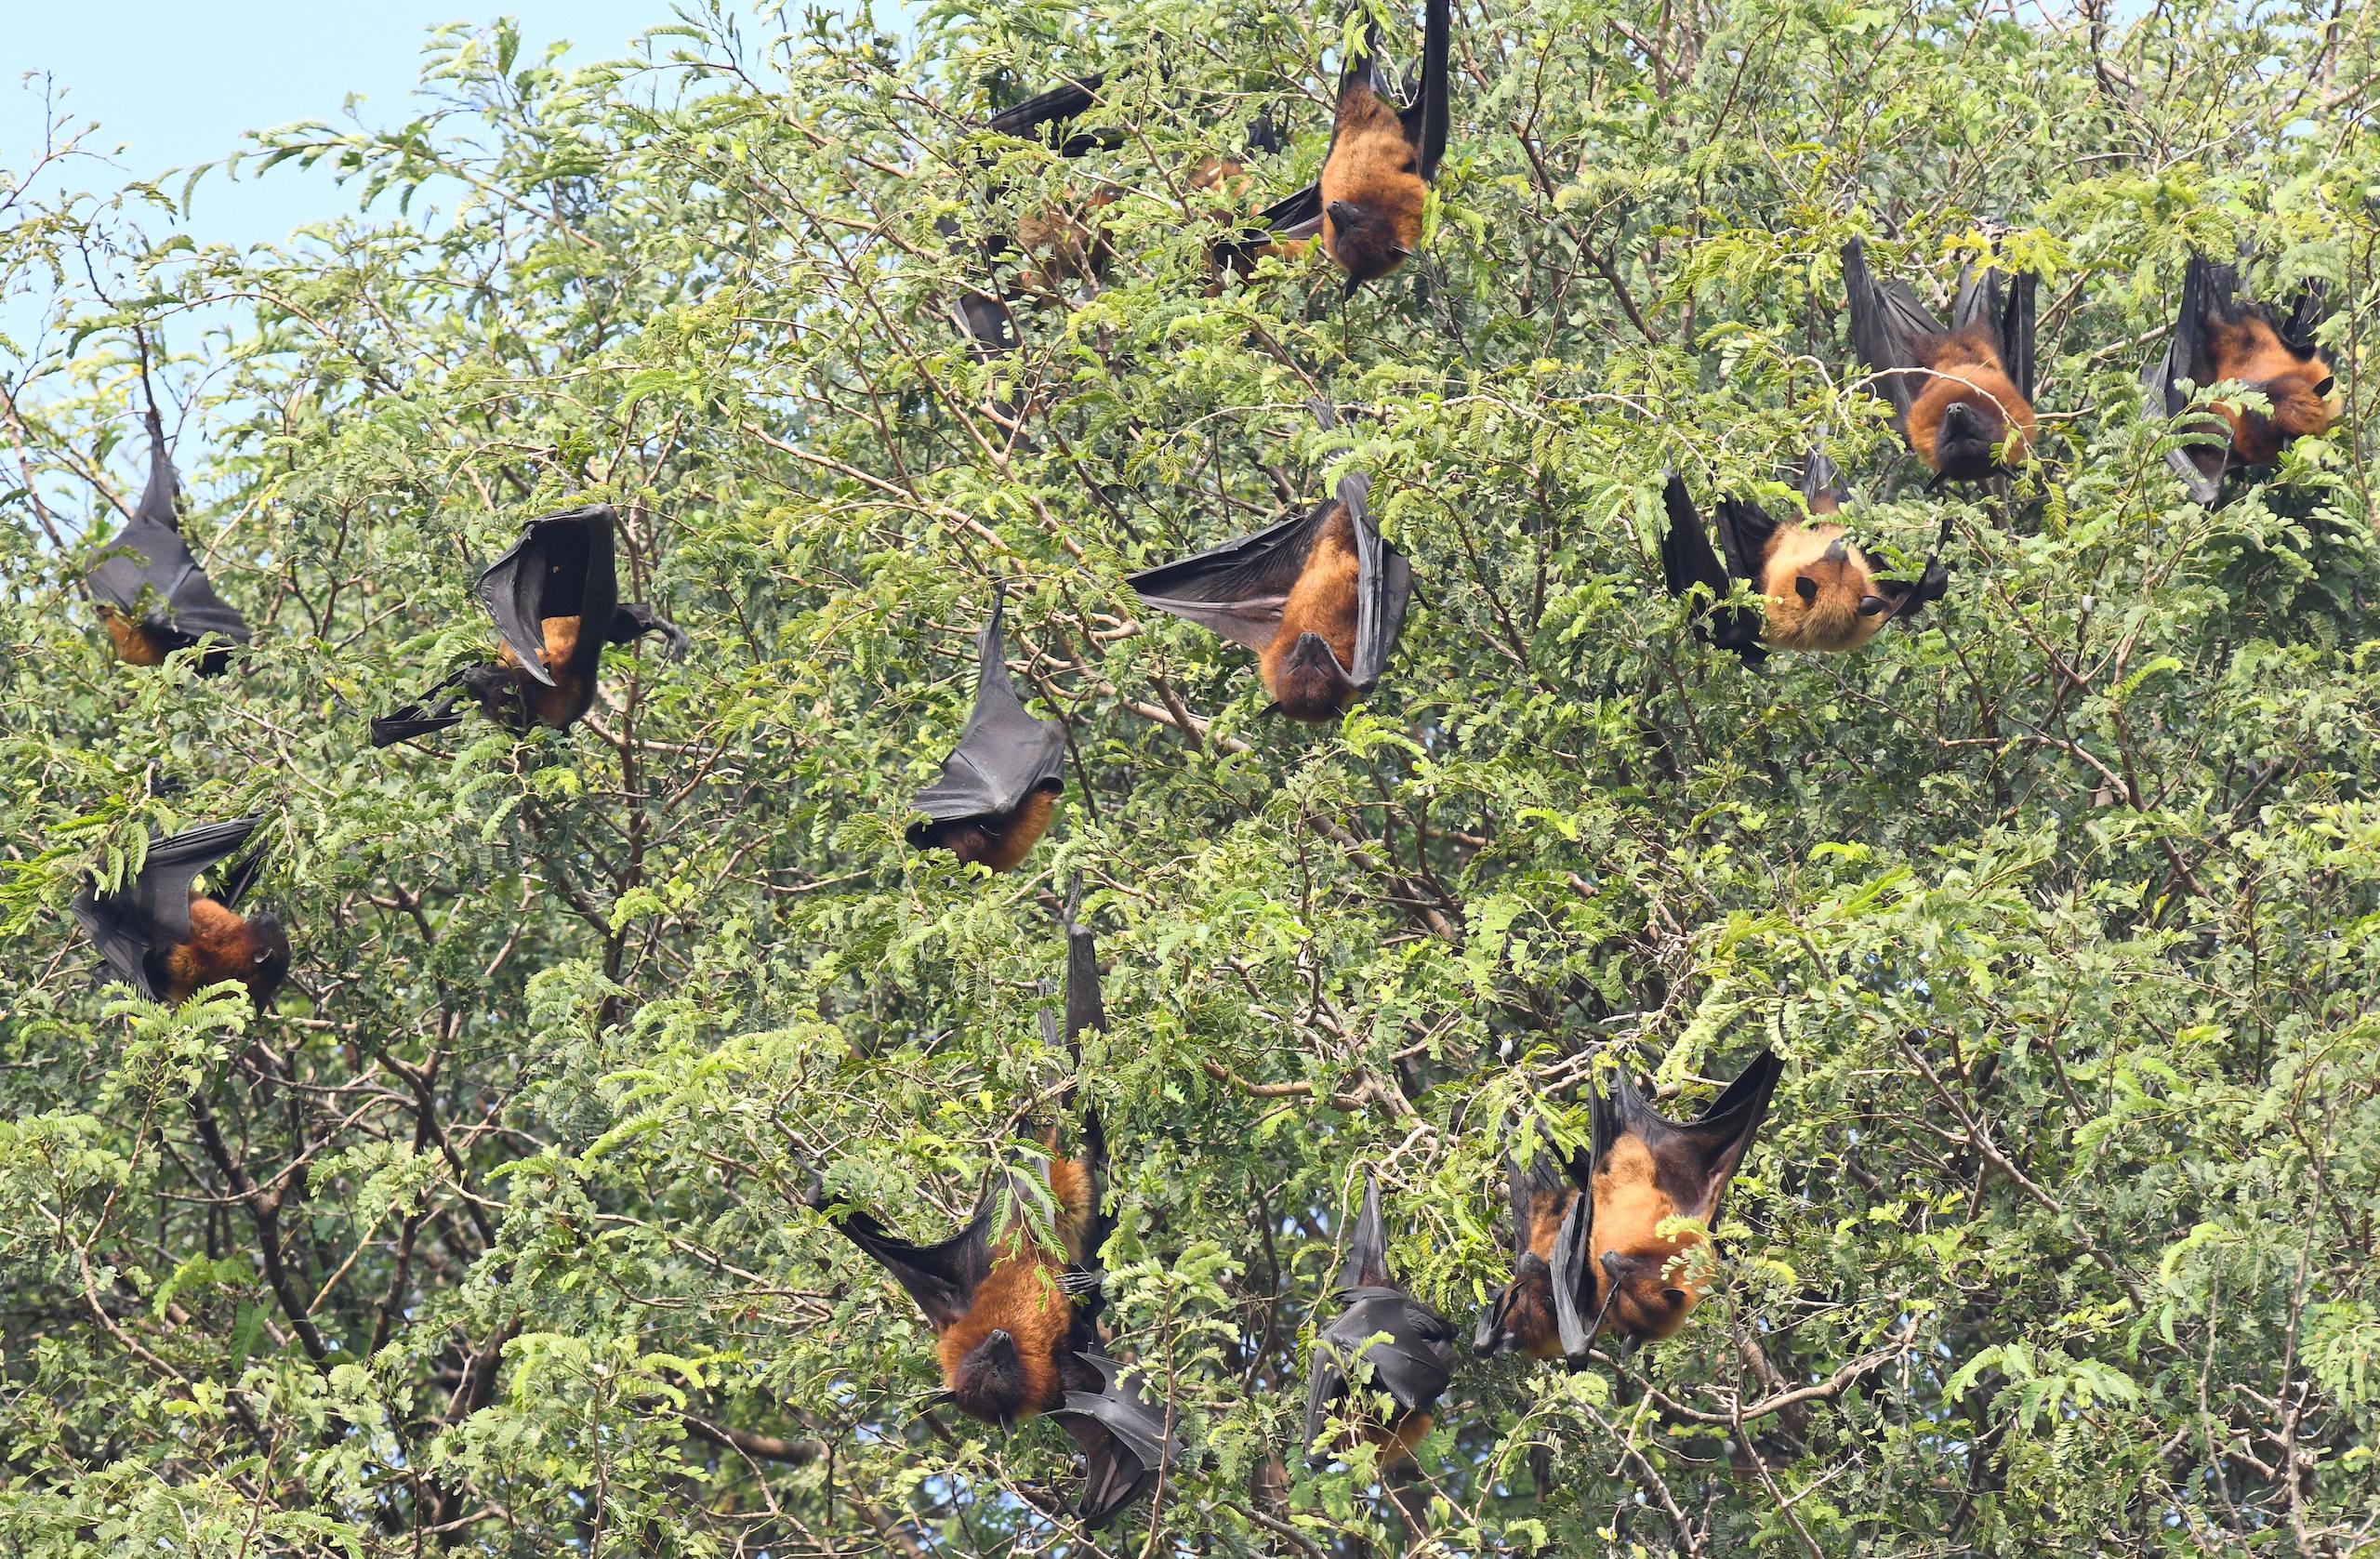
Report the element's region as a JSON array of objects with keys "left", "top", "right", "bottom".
[{"left": 58, "top": 0, "right": 2350, "bottom": 1531}]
